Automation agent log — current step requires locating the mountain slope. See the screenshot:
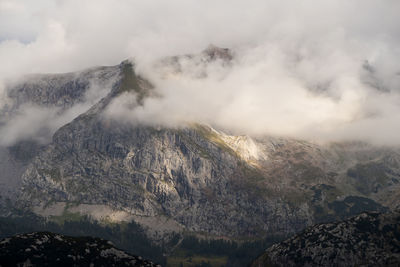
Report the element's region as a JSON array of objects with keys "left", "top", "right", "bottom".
[
  {"left": 0, "top": 231, "right": 159, "bottom": 266},
  {"left": 251, "top": 210, "right": 400, "bottom": 267},
  {"left": 1, "top": 48, "right": 400, "bottom": 244}
]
